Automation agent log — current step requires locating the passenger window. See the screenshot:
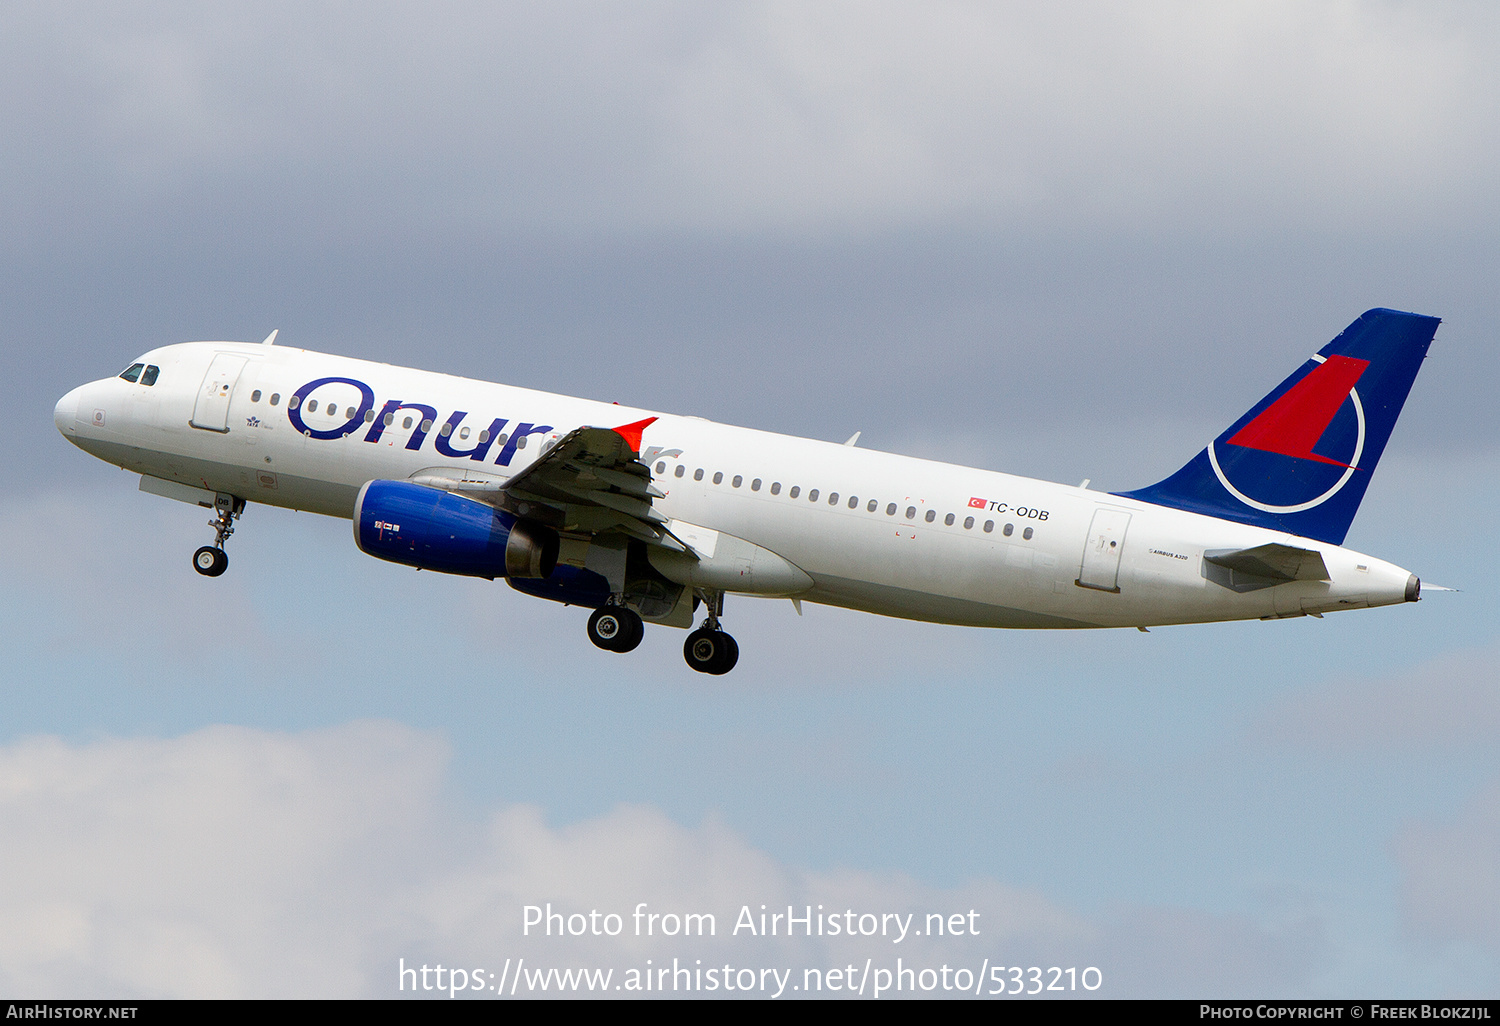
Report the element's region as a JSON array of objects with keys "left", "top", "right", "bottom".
[
  {"left": 439, "top": 423, "right": 453, "bottom": 436},
  {"left": 118, "top": 363, "right": 144, "bottom": 383},
  {"left": 675, "top": 465, "right": 685, "bottom": 478},
  {"left": 789, "top": 486, "right": 800, "bottom": 498},
  {"left": 984, "top": 520, "right": 994, "bottom": 533},
  {"left": 251, "top": 390, "right": 262, "bottom": 402},
  {"left": 867, "top": 499, "right": 877, "bottom": 512},
  {"left": 496, "top": 433, "right": 509, "bottom": 446},
  {"left": 849, "top": 496, "right": 858, "bottom": 509},
  {"left": 1003, "top": 523, "right": 1013, "bottom": 536},
  {"left": 141, "top": 365, "right": 159, "bottom": 386},
  {"left": 364, "top": 410, "right": 375, "bottom": 423},
  {"left": 656, "top": 461, "right": 666, "bottom": 474},
  {"left": 479, "top": 430, "right": 490, "bottom": 443},
  {"left": 945, "top": 513, "right": 955, "bottom": 526},
  {"left": 1023, "top": 527, "right": 1034, "bottom": 540},
  {"left": 886, "top": 503, "right": 896, "bottom": 516},
  {"left": 308, "top": 400, "right": 319, "bottom": 413},
  {"left": 732, "top": 475, "right": 742, "bottom": 488},
  {"left": 925, "top": 509, "right": 936, "bottom": 523},
  {"left": 906, "top": 506, "right": 916, "bottom": 519},
  {"left": 289, "top": 395, "right": 301, "bottom": 409},
  {"left": 270, "top": 393, "right": 280, "bottom": 406},
  {"left": 460, "top": 426, "right": 470, "bottom": 438},
  {"left": 808, "top": 489, "right": 819, "bottom": 502},
  {"left": 828, "top": 492, "right": 838, "bottom": 505},
  {"left": 964, "top": 516, "right": 974, "bottom": 529},
  {"left": 694, "top": 469, "right": 704, "bottom": 481},
  {"left": 713, "top": 472, "right": 723, "bottom": 485},
  {"left": 771, "top": 482, "right": 781, "bottom": 495},
  {"left": 403, "top": 417, "right": 413, "bottom": 429},
  {"left": 752, "top": 479, "right": 762, "bottom": 491}
]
